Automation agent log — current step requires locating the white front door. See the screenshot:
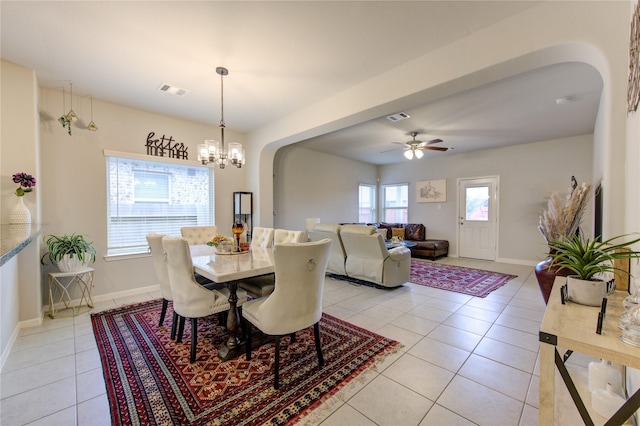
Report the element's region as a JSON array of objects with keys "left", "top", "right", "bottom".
[{"left": 458, "top": 177, "right": 498, "bottom": 260}]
